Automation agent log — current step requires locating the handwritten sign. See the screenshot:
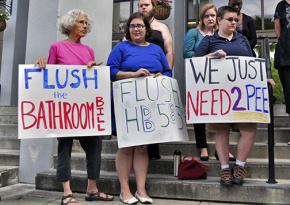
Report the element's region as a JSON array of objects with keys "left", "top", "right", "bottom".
[
  {"left": 113, "top": 76, "right": 189, "bottom": 148},
  {"left": 18, "top": 64, "right": 111, "bottom": 139},
  {"left": 186, "top": 56, "right": 270, "bottom": 124}
]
